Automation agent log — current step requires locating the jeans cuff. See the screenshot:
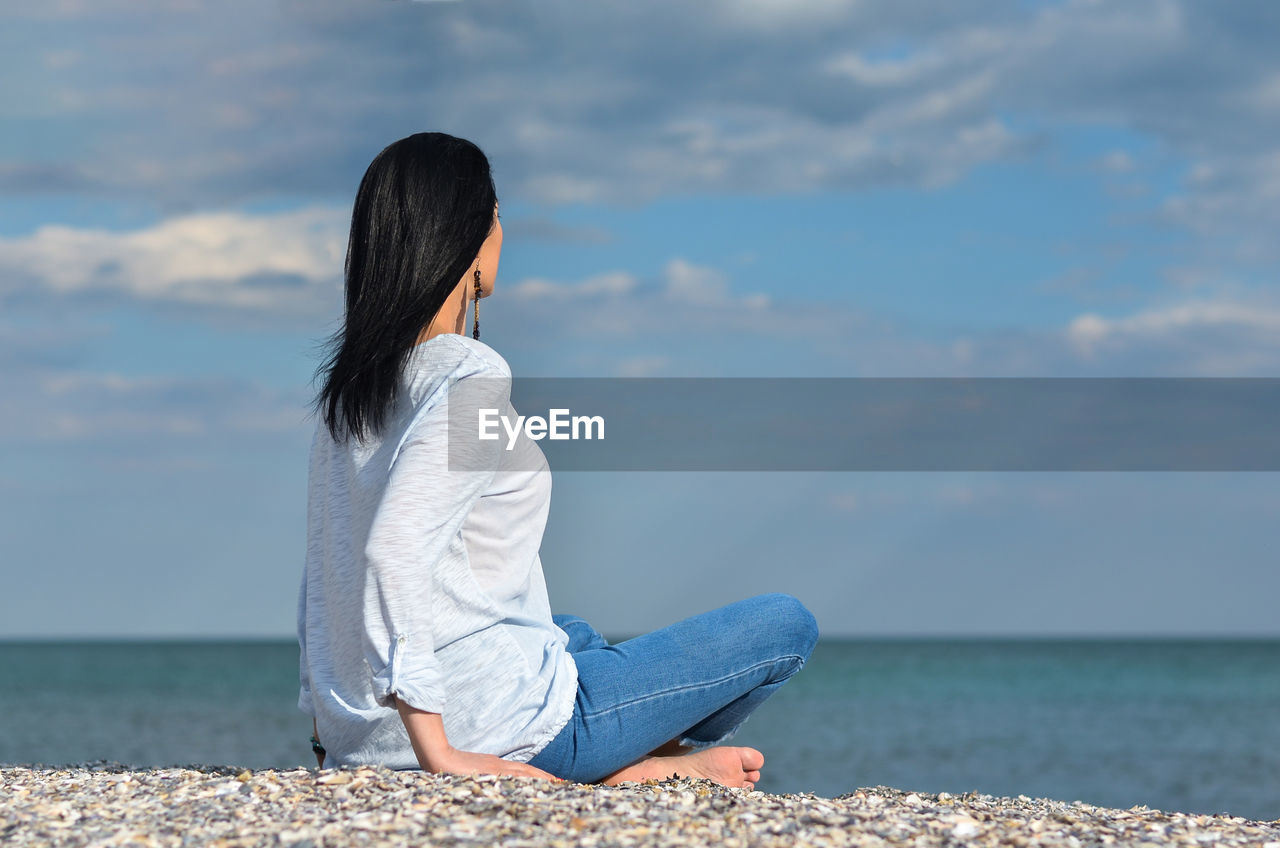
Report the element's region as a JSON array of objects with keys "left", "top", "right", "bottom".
[{"left": 678, "top": 715, "right": 749, "bottom": 750}]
